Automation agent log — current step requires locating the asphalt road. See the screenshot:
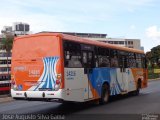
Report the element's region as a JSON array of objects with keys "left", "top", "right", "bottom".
[{"left": 0, "top": 80, "right": 160, "bottom": 120}]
